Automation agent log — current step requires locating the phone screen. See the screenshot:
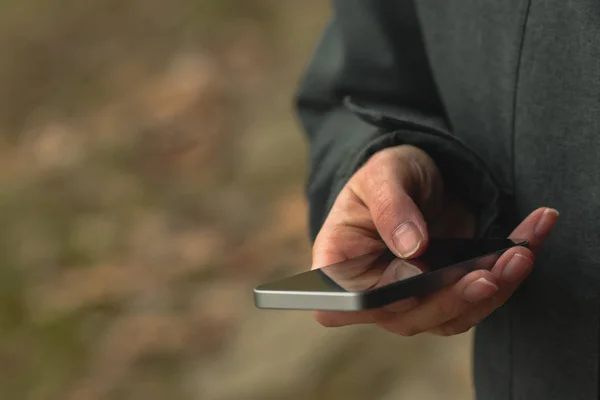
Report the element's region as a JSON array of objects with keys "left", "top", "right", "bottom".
[{"left": 257, "top": 238, "right": 525, "bottom": 294}]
